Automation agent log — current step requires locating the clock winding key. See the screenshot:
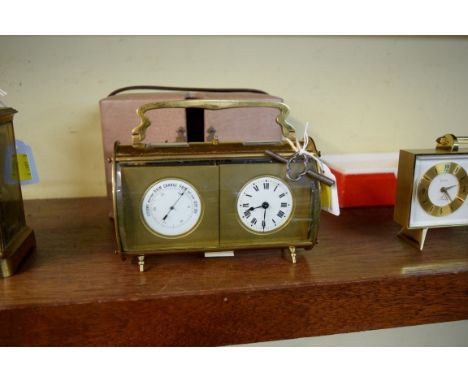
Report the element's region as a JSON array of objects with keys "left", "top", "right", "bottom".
[{"left": 264, "top": 150, "right": 335, "bottom": 186}]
